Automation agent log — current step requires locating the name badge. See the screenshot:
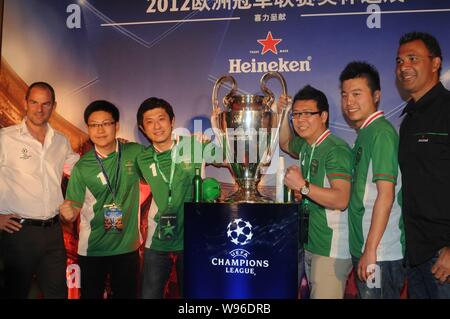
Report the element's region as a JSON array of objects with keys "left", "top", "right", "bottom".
[
  {"left": 103, "top": 203, "right": 124, "bottom": 233},
  {"left": 158, "top": 214, "right": 177, "bottom": 241}
]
